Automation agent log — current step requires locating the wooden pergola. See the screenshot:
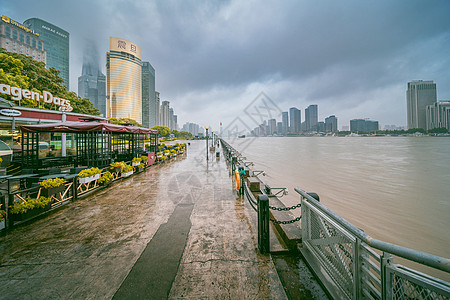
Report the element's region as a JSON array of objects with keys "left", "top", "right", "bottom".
[{"left": 20, "top": 121, "right": 158, "bottom": 169}]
